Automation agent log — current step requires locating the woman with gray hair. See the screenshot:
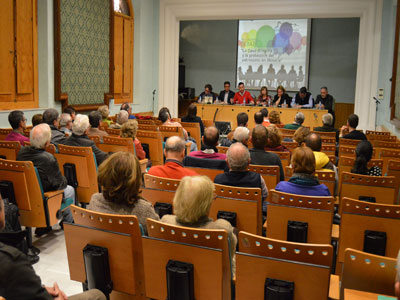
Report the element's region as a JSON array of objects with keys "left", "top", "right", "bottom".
[{"left": 110, "top": 110, "right": 129, "bottom": 129}]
